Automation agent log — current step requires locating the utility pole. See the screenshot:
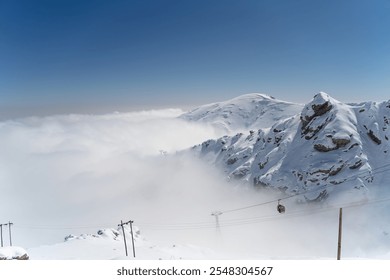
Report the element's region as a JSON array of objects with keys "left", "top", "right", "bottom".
[
  {"left": 0, "top": 224, "right": 3, "bottom": 247},
  {"left": 118, "top": 220, "right": 129, "bottom": 257},
  {"left": 118, "top": 220, "right": 136, "bottom": 258},
  {"left": 8, "top": 221, "right": 13, "bottom": 246},
  {"left": 337, "top": 208, "right": 343, "bottom": 260},
  {"left": 211, "top": 211, "right": 222, "bottom": 233},
  {"left": 129, "top": 220, "right": 136, "bottom": 258}
]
